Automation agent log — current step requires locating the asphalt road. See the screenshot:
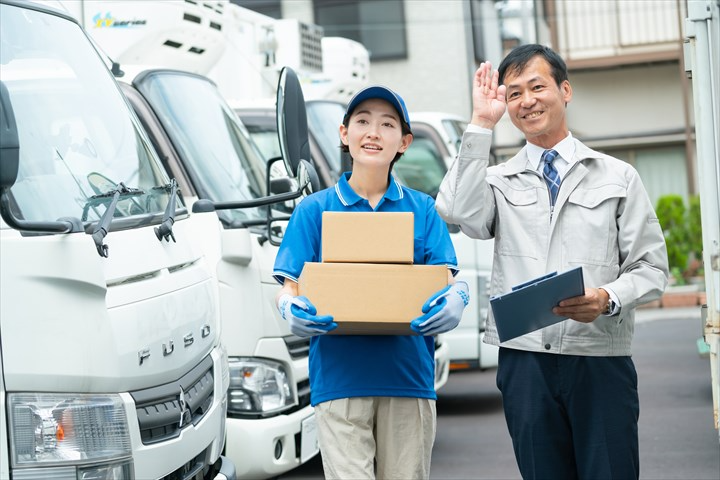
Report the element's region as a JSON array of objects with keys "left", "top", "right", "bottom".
[{"left": 280, "top": 306, "right": 720, "bottom": 480}]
